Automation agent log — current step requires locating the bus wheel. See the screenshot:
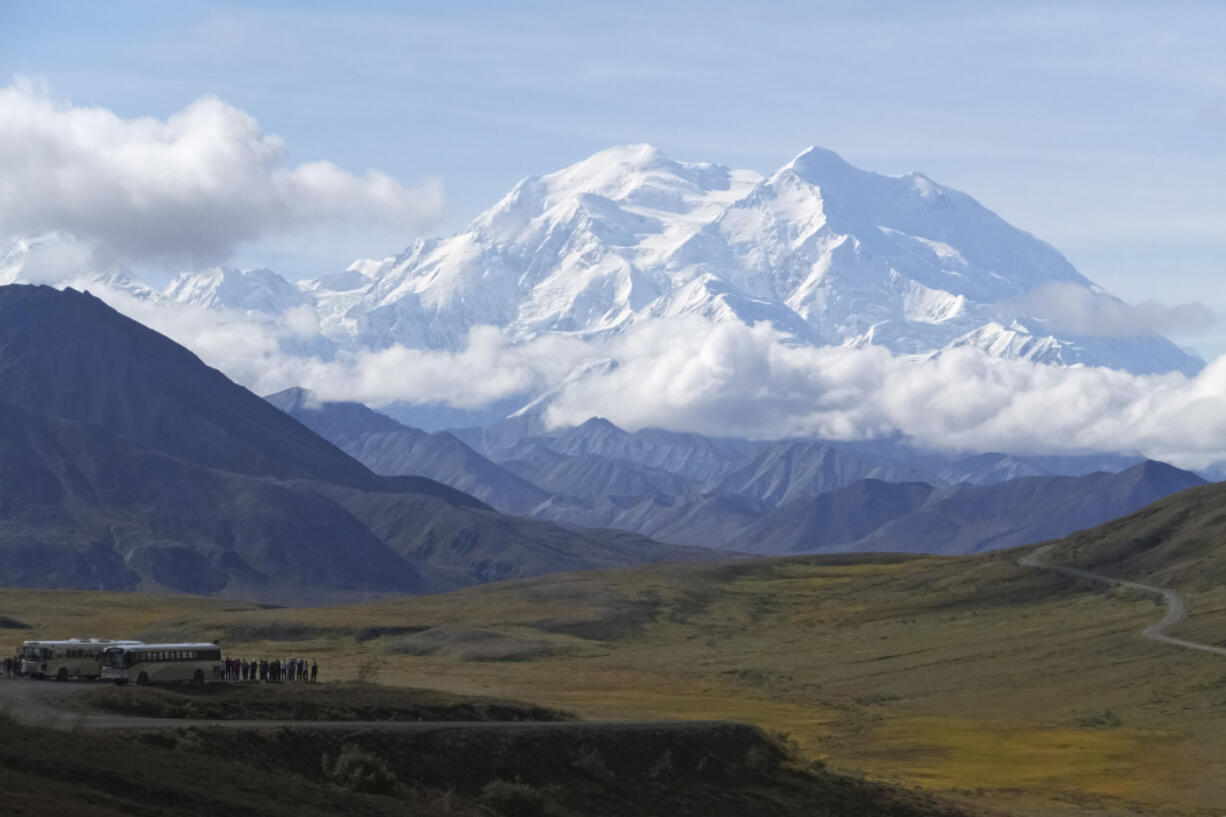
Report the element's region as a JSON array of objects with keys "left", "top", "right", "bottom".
[
  {"left": 192, "top": 670, "right": 204, "bottom": 685},
  {"left": 136, "top": 672, "right": 149, "bottom": 686},
  {"left": 56, "top": 667, "right": 69, "bottom": 682},
  {"left": 113, "top": 680, "right": 126, "bottom": 686}
]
